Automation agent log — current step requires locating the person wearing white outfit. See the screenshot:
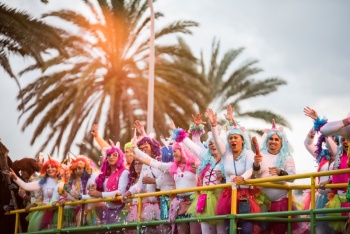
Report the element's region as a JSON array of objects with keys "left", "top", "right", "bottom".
[
  {"left": 9, "top": 158, "right": 60, "bottom": 231},
  {"left": 206, "top": 108, "right": 260, "bottom": 234}
]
